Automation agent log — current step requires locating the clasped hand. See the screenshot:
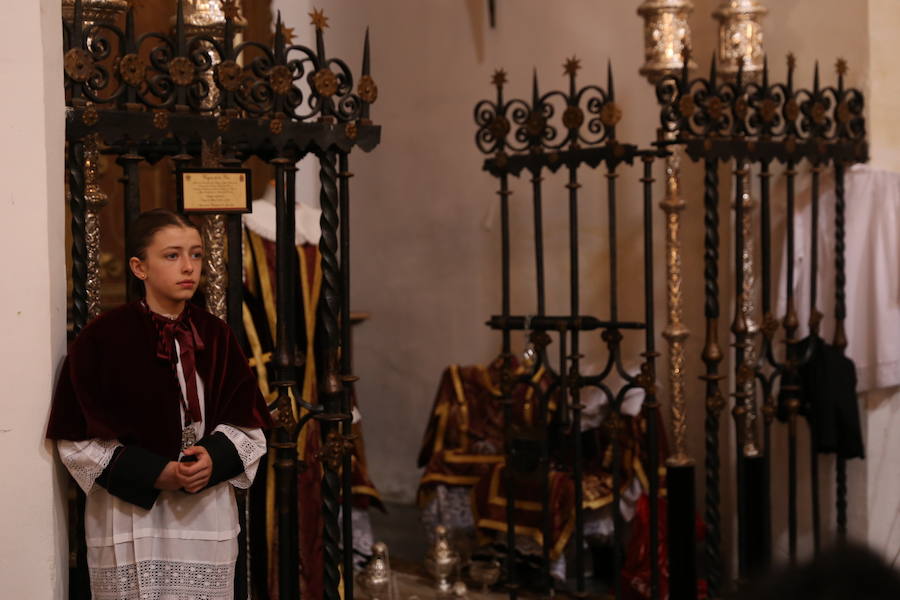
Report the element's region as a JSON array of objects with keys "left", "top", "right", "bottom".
[{"left": 154, "top": 446, "right": 213, "bottom": 493}]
